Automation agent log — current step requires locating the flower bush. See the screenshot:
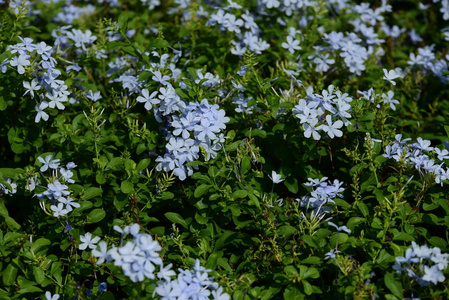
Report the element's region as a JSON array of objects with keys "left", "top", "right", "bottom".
[{"left": 1, "top": 0, "right": 449, "bottom": 299}]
